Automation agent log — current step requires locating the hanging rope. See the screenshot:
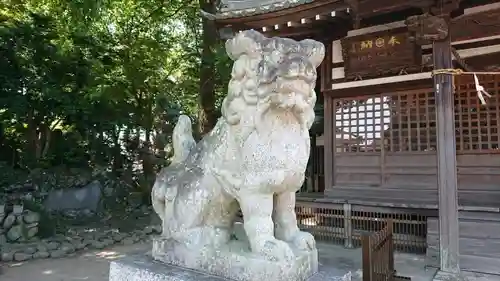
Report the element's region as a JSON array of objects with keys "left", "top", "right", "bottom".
[
  {"left": 431, "top": 68, "right": 500, "bottom": 105},
  {"left": 431, "top": 69, "right": 500, "bottom": 76}
]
